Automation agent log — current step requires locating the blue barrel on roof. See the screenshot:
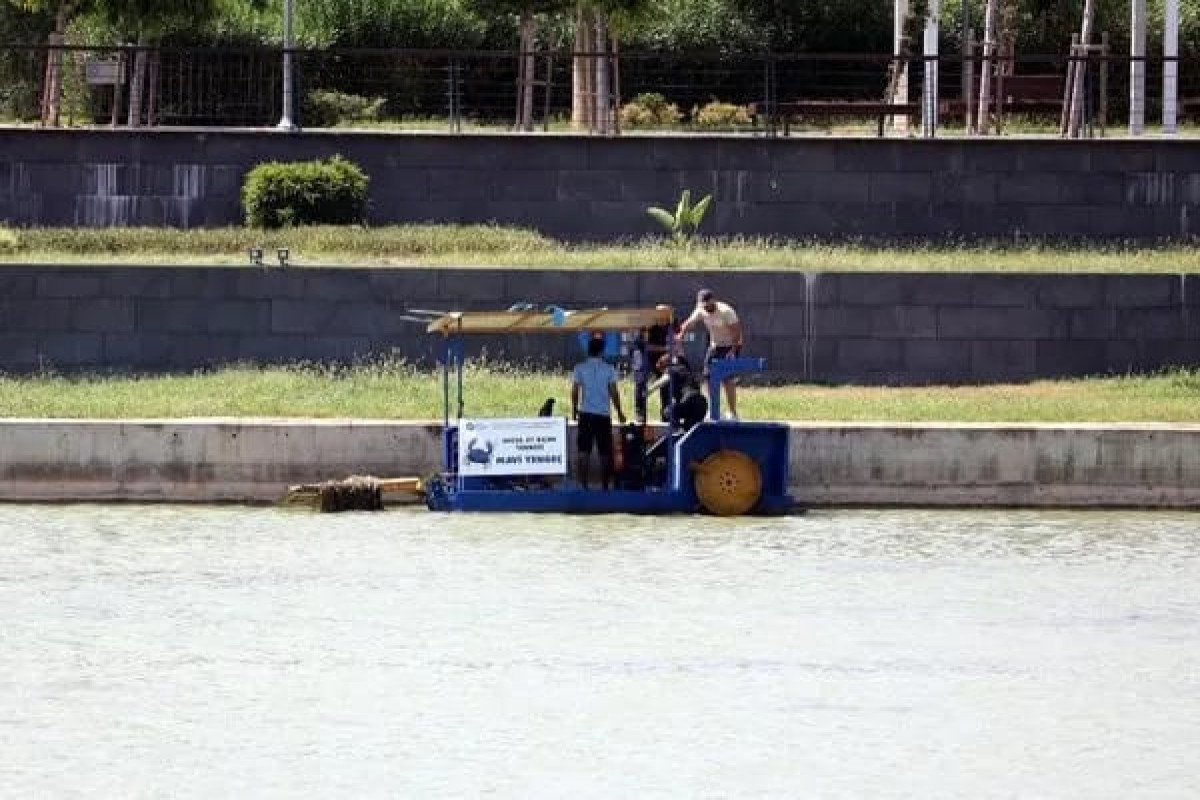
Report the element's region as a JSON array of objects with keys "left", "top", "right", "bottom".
[{"left": 576, "top": 331, "right": 622, "bottom": 362}]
